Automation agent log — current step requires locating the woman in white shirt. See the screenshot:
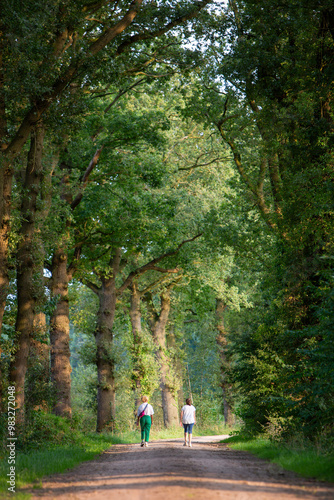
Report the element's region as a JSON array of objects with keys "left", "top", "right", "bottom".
[
  {"left": 136, "top": 395, "right": 154, "bottom": 447},
  {"left": 180, "top": 397, "right": 196, "bottom": 447}
]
